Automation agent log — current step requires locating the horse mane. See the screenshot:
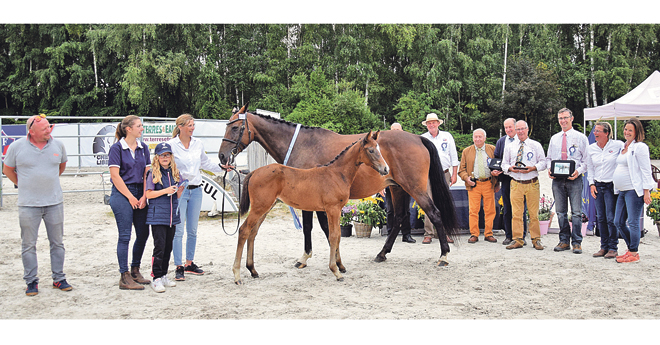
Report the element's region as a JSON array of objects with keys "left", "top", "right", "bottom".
[
  {"left": 320, "top": 139, "right": 360, "bottom": 167},
  {"left": 250, "top": 111, "right": 335, "bottom": 134}
]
